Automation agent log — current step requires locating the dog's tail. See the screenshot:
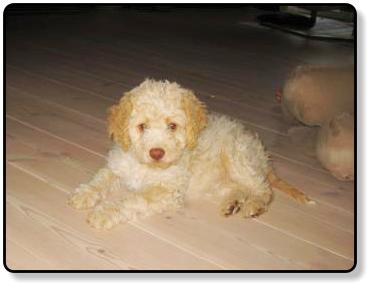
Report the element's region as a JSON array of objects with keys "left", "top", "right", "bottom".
[{"left": 267, "top": 170, "right": 315, "bottom": 204}]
